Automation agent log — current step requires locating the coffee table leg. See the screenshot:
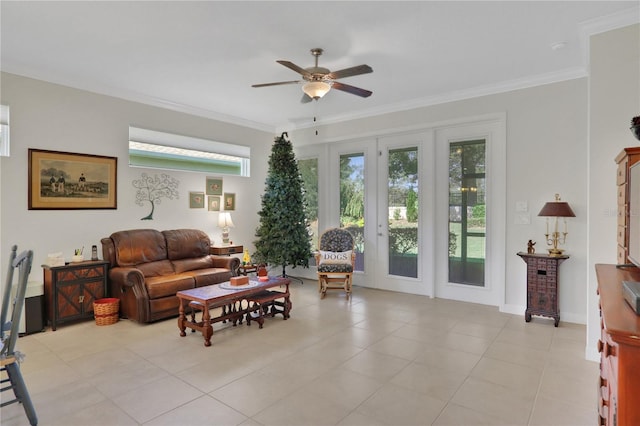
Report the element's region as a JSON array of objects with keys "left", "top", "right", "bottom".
[
  {"left": 284, "top": 295, "right": 292, "bottom": 319},
  {"left": 283, "top": 284, "right": 292, "bottom": 319},
  {"left": 178, "top": 298, "right": 187, "bottom": 337},
  {"left": 202, "top": 302, "right": 213, "bottom": 347}
]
